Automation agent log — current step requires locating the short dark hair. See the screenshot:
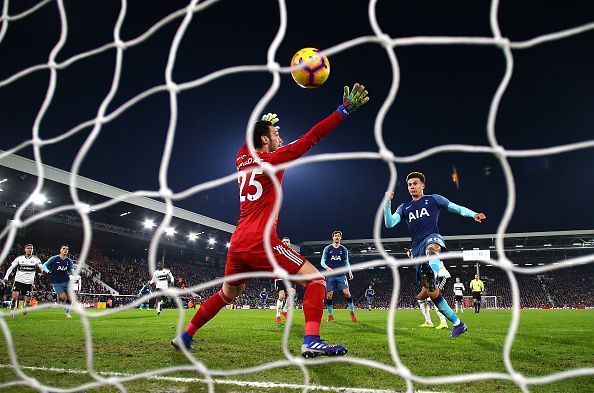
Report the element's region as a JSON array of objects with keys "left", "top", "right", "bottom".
[
  {"left": 253, "top": 120, "right": 272, "bottom": 149},
  {"left": 332, "top": 231, "right": 342, "bottom": 237},
  {"left": 282, "top": 236, "right": 290, "bottom": 240},
  {"left": 60, "top": 244, "right": 69, "bottom": 249},
  {"left": 406, "top": 171, "right": 425, "bottom": 184},
  {"left": 24, "top": 243, "right": 33, "bottom": 248}
]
